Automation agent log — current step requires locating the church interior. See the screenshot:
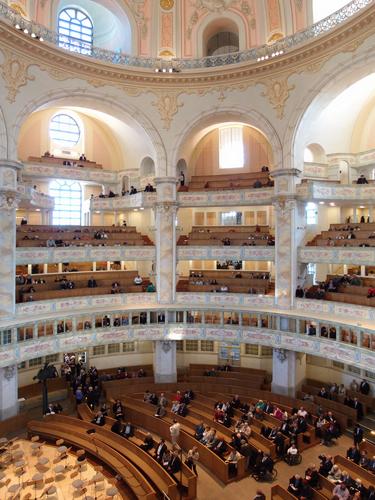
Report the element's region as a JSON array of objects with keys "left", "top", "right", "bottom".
[{"left": 0, "top": 0, "right": 375, "bottom": 498}]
